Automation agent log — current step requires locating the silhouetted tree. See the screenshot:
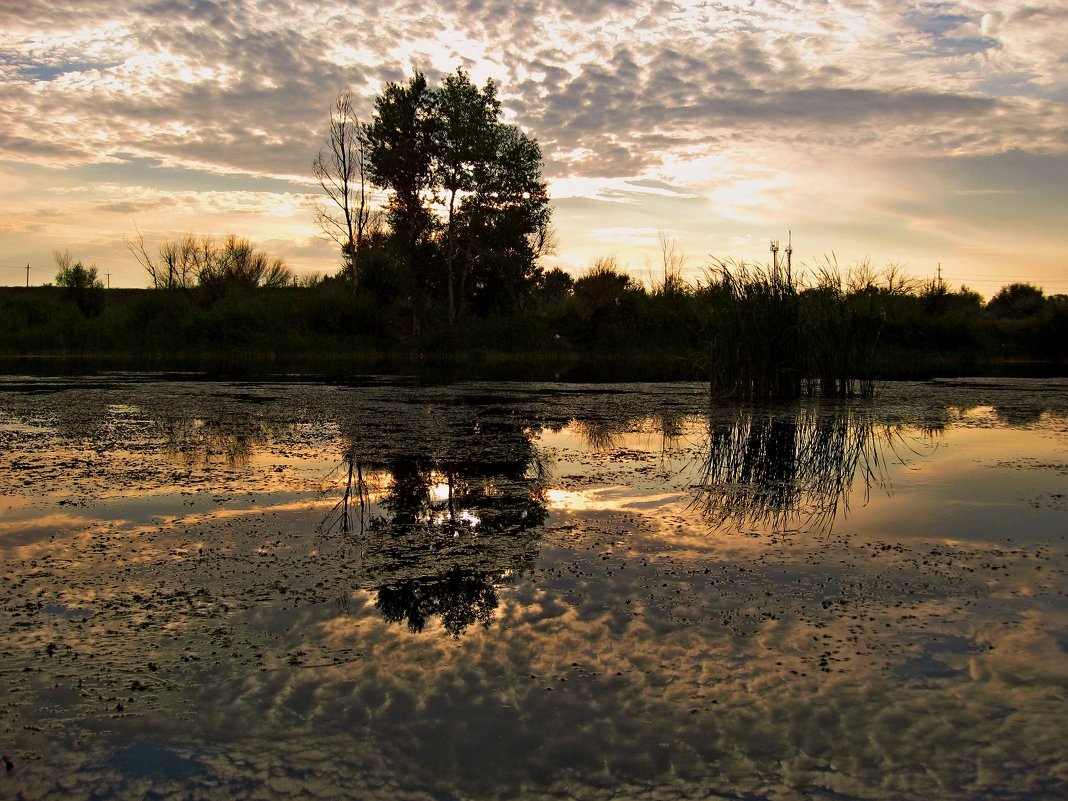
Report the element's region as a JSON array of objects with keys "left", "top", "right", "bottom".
[
  {"left": 538, "top": 267, "right": 575, "bottom": 301},
  {"left": 312, "top": 89, "right": 377, "bottom": 295},
  {"left": 125, "top": 233, "right": 292, "bottom": 296},
  {"left": 986, "top": 282, "right": 1046, "bottom": 318},
  {"left": 197, "top": 235, "right": 293, "bottom": 295},
  {"left": 574, "top": 257, "right": 632, "bottom": 316},
  {"left": 433, "top": 68, "right": 501, "bottom": 322},
  {"left": 126, "top": 230, "right": 204, "bottom": 290},
  {"left": 366, "top": 71, "right": 437, "bottom": 331},
  {"left": 53, "top": 249, "right": 105, "bottom": 316},
  {"left": 457, "top": 123, "right": 552, "bottom": 315},
  {"left": 53, "top": 249, "right": 103, "bottom": 291},
  {"left": 363, "top": 68, "right": 552, "bottom": 323}
]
